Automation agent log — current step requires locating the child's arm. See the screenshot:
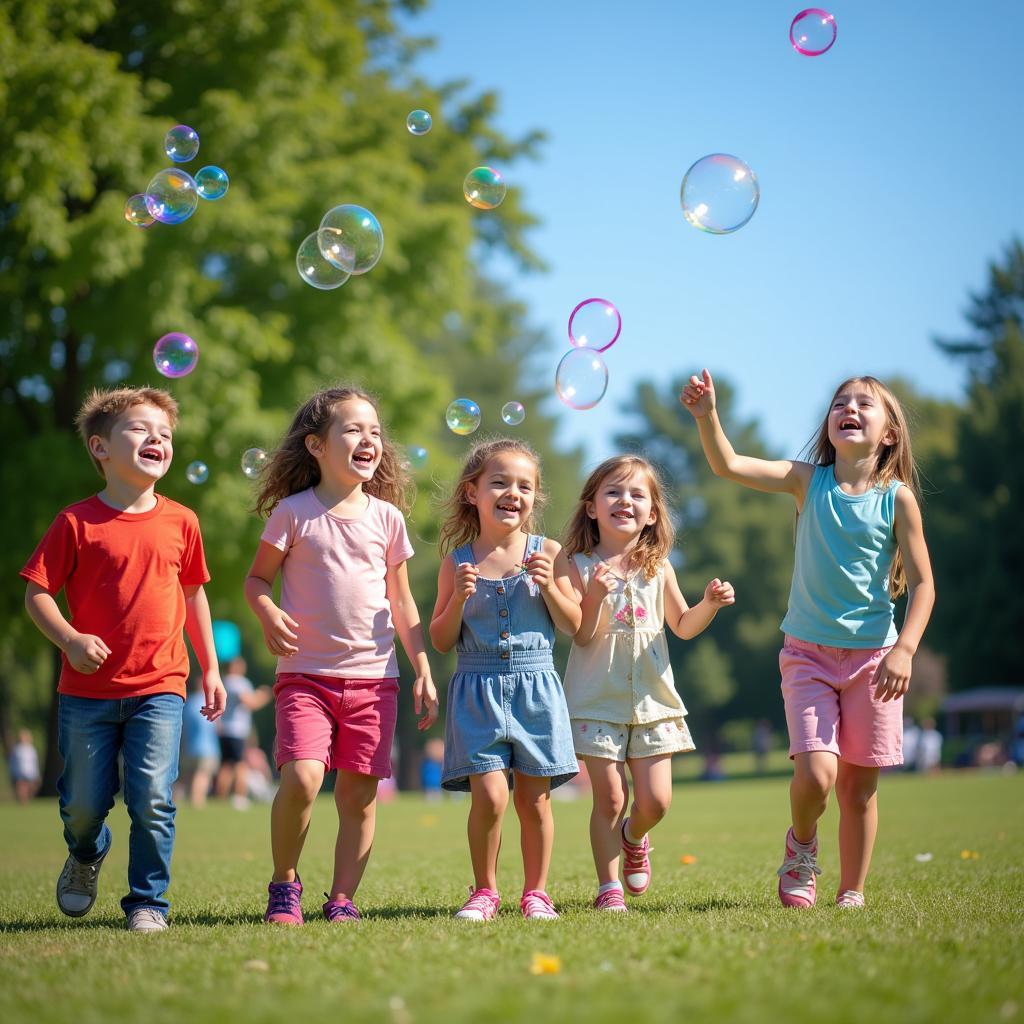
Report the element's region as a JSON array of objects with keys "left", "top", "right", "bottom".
[
  {"left": 244, "top": 541, "right": 300, "bottom": 656},
  {"left": 680, "top": 369, "right": 813, "bottom": 500},
  {"left": 183, "top": 584, "right": 227, "bottom": 721},
  {"left": 386, "top": 560, "right": 439, "bottom": 730},
  {"left": 24, "top": 581, "right": 111, "bottom": 674},
  {"left": 663, "top": 566, "right": 735, "bottom": 640},
  {"left": 873, "top": 488, "right": 936, "bottom": 702},
  {"left": 429, "top": 557, "right": 478, "bottom": 654},
  {"left": 568, "top": 559, "right": 616, "bottom": 647},
  {"left": 524, "top": 540, "right": 583, "bottom": 637}
]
